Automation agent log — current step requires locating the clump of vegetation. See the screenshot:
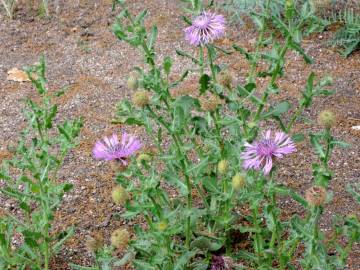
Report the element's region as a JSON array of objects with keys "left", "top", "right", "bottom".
[
  {"left": 0, "top": 57, "right": 82, "bottom": 270},
  {"left": 1, "top": 0, "right": 17, "bottom": 19},
  {"left": 1, "top": 0, "right": 53, "bottom": 19},
  {"left": 70, "top": 1, "right": 360, "bottom": 269},
  {"left": 328, "top": 9, "right": 360, "bottom": 57}
]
